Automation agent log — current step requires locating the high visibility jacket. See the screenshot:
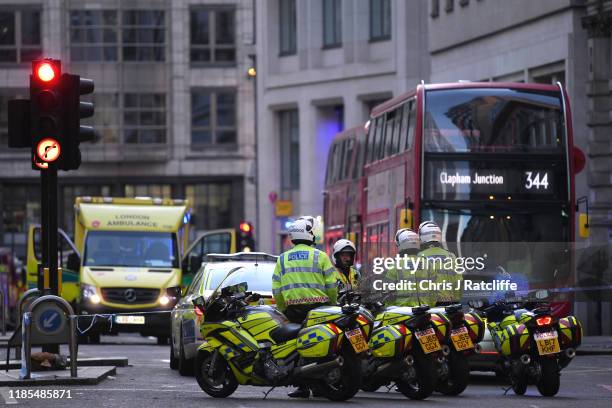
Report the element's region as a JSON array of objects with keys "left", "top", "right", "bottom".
[
  {"left": 385, "top": 254, "right": 432, "bottom": 307},
  {"left": 272, "top": 244, "right": 338, "bottom": 311},
  {"left": 336, "top": 266, "right": 359, "bottom": 293},
  {"left": 418, "top": 246, "right": 463, "bottom": 304}
]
